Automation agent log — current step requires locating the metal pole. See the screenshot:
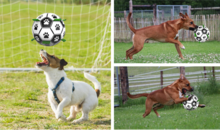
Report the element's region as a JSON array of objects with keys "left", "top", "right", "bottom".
[
  {"left": 212, "top": 67, "right": 215, "bottom": 78},
  {"left": 116, "top": 67, "right": 121, "bottom": 99},
  {"left": 204, "top": 67, "right": 206, "bottom": 78},
  {"left": 129, "top": 0, "right": 133, "bottom": 40},
  {"left": 160, "top": 71, "right": 163, "bottom": 88}
]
